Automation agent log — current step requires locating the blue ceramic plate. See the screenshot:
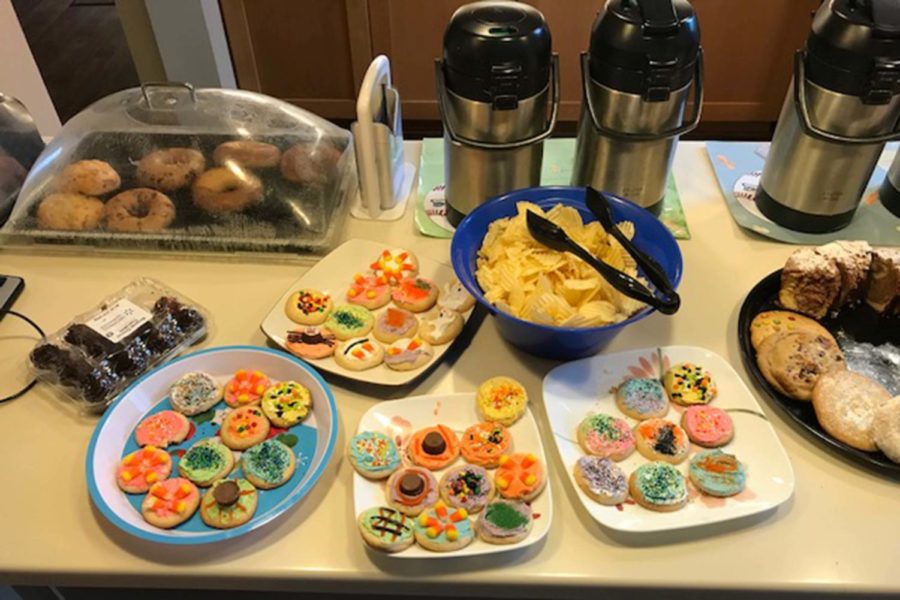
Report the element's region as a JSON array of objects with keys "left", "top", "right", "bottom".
[
  {"left": 451, "top": 186, "right": 683, "bottom": 360},
  {"left": 86, "top": 346, "right": 338, "bottom": 544}
]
